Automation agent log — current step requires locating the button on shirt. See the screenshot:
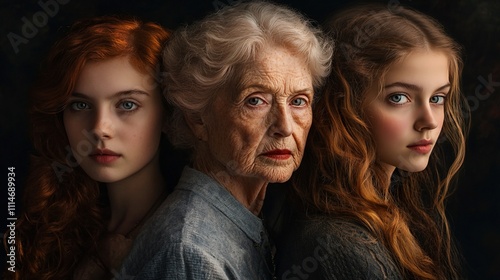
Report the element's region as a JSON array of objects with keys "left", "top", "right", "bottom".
[{"left": 118, "top": 166, "right": 274, "bottom": 280}]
